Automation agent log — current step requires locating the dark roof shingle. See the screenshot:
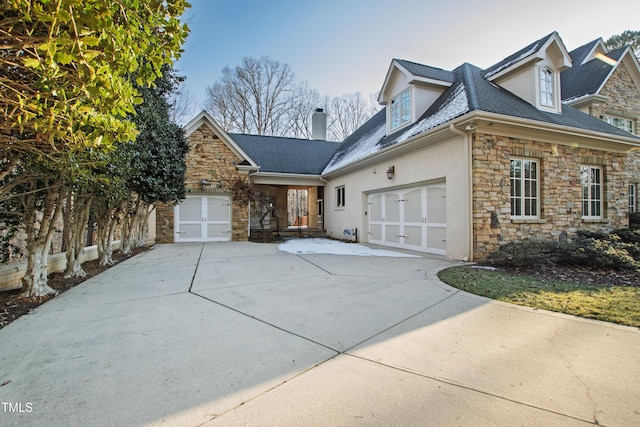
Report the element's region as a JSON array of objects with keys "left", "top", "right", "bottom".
[{"left": 230, "top": 133, "right": 341, "bottom": 175}]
